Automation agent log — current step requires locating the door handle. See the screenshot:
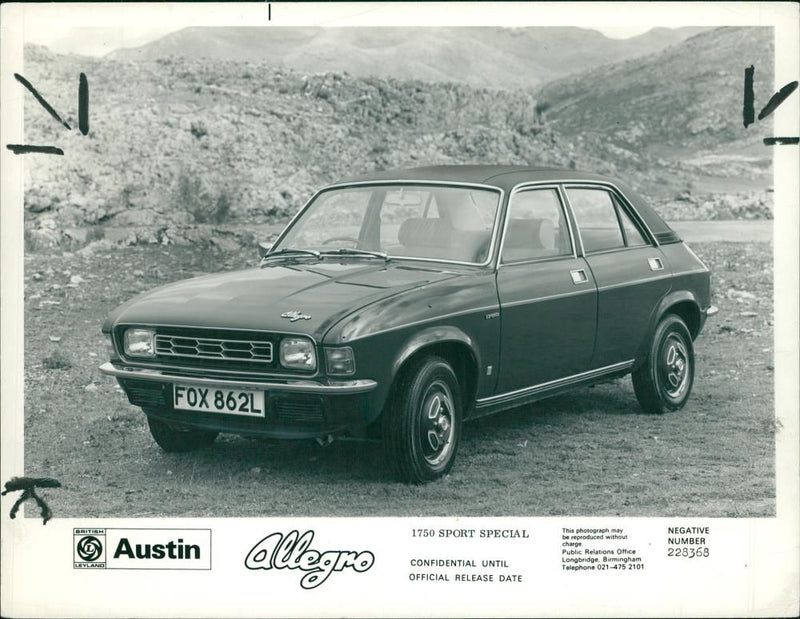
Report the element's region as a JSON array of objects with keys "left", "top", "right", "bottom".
[
  {"left": 648, "top": 257, "right": 664, "bottom": 271},
  {"left": 570, "top": 269, "right": 589, "bottom": 284}
]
